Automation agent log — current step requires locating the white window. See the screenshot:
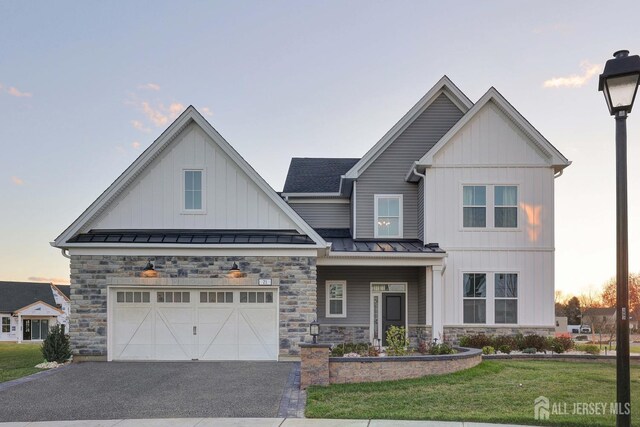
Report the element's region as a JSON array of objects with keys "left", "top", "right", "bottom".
[
  {"left": 374, "top": 195, "right": 403, "bottom": 238},
  {"left": 326, "top": 281, "right": 347, "bottom": 318},
  {"left": 495, "top": 273, "right": 518, "bottom": 324},
  {"left": 463, "top": 186, "right": 486, "bottom": 228},
  {"left": 183, "top": 170, "right": 204, "bottom": 211},
  {"left": 1, "top": 317, "right": 9, "bottom": 333},
  {"left": 116, "top": 291, "right": 151, "bottom": 303},
  {"left": 463, "top": 273, "right": 486, "bottom": 324},
  {"left": 157, "top": 291, "right": 190, "bottom": 303},
  {"left": 199, "top": 291, "right": 233, "bottom": 303},
  {"left": 495, "top": 186, "right": 518, "bottom": 228}
]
